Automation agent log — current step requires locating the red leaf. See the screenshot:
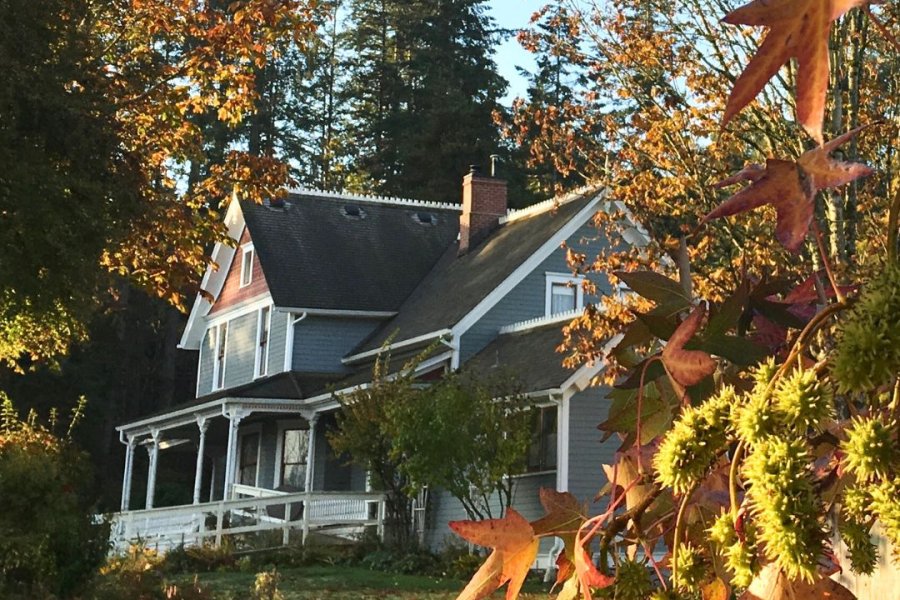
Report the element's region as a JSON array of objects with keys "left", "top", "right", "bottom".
[
  {"left": 450, "top": 509, "right": 540, "bottom": 600},
  {"left": 661, "top": 305, "right": 717, "bottom": 387},
  {"left": 703, "top": 159, "right": 813, "bottom": 253},
  {"left": 722, "top": 0, "right": 870, "bottom": 142}
]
